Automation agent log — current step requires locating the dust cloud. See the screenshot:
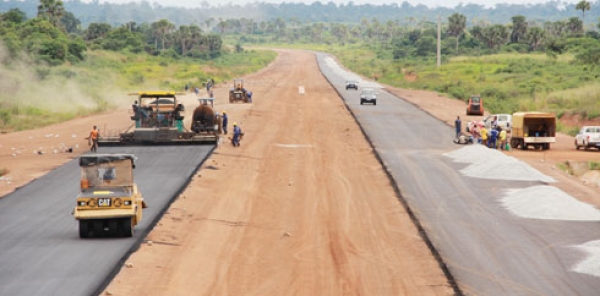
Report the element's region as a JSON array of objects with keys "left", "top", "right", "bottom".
[{"left": 0, "top": 43, "right": 128, "bottom": 114}]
